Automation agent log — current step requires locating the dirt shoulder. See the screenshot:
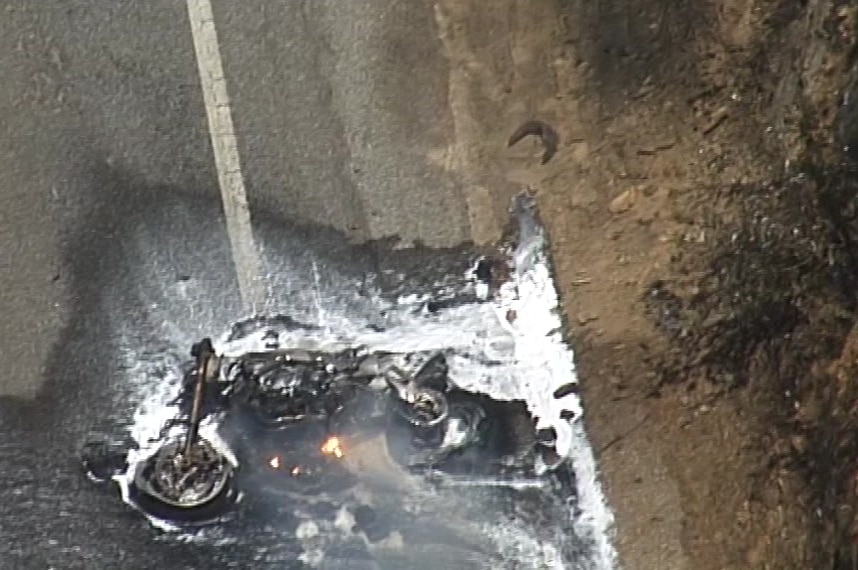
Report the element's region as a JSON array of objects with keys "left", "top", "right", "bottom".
[{"left": 437, "top": 0, "right": 858, "bottom": 568}]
